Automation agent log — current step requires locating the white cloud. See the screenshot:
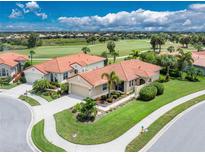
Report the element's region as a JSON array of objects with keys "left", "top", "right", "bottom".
[
  {"left": 57, "top": 6, "right": 205, "bottom": 32},
  {"left": 25, "top": 1, "right": 39, "bottom": 10},
  {"left": 9, "top": 9, "right": 22, "bottom": 19},
  {"left": 189, "top": 4, "right": 205, "bottom": 11},
  {"left": 9, "top": 1, "right": 47, "bottom": 20},
  {"left": 35, "top": 12, "right": 48, "bottom": 20}
]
